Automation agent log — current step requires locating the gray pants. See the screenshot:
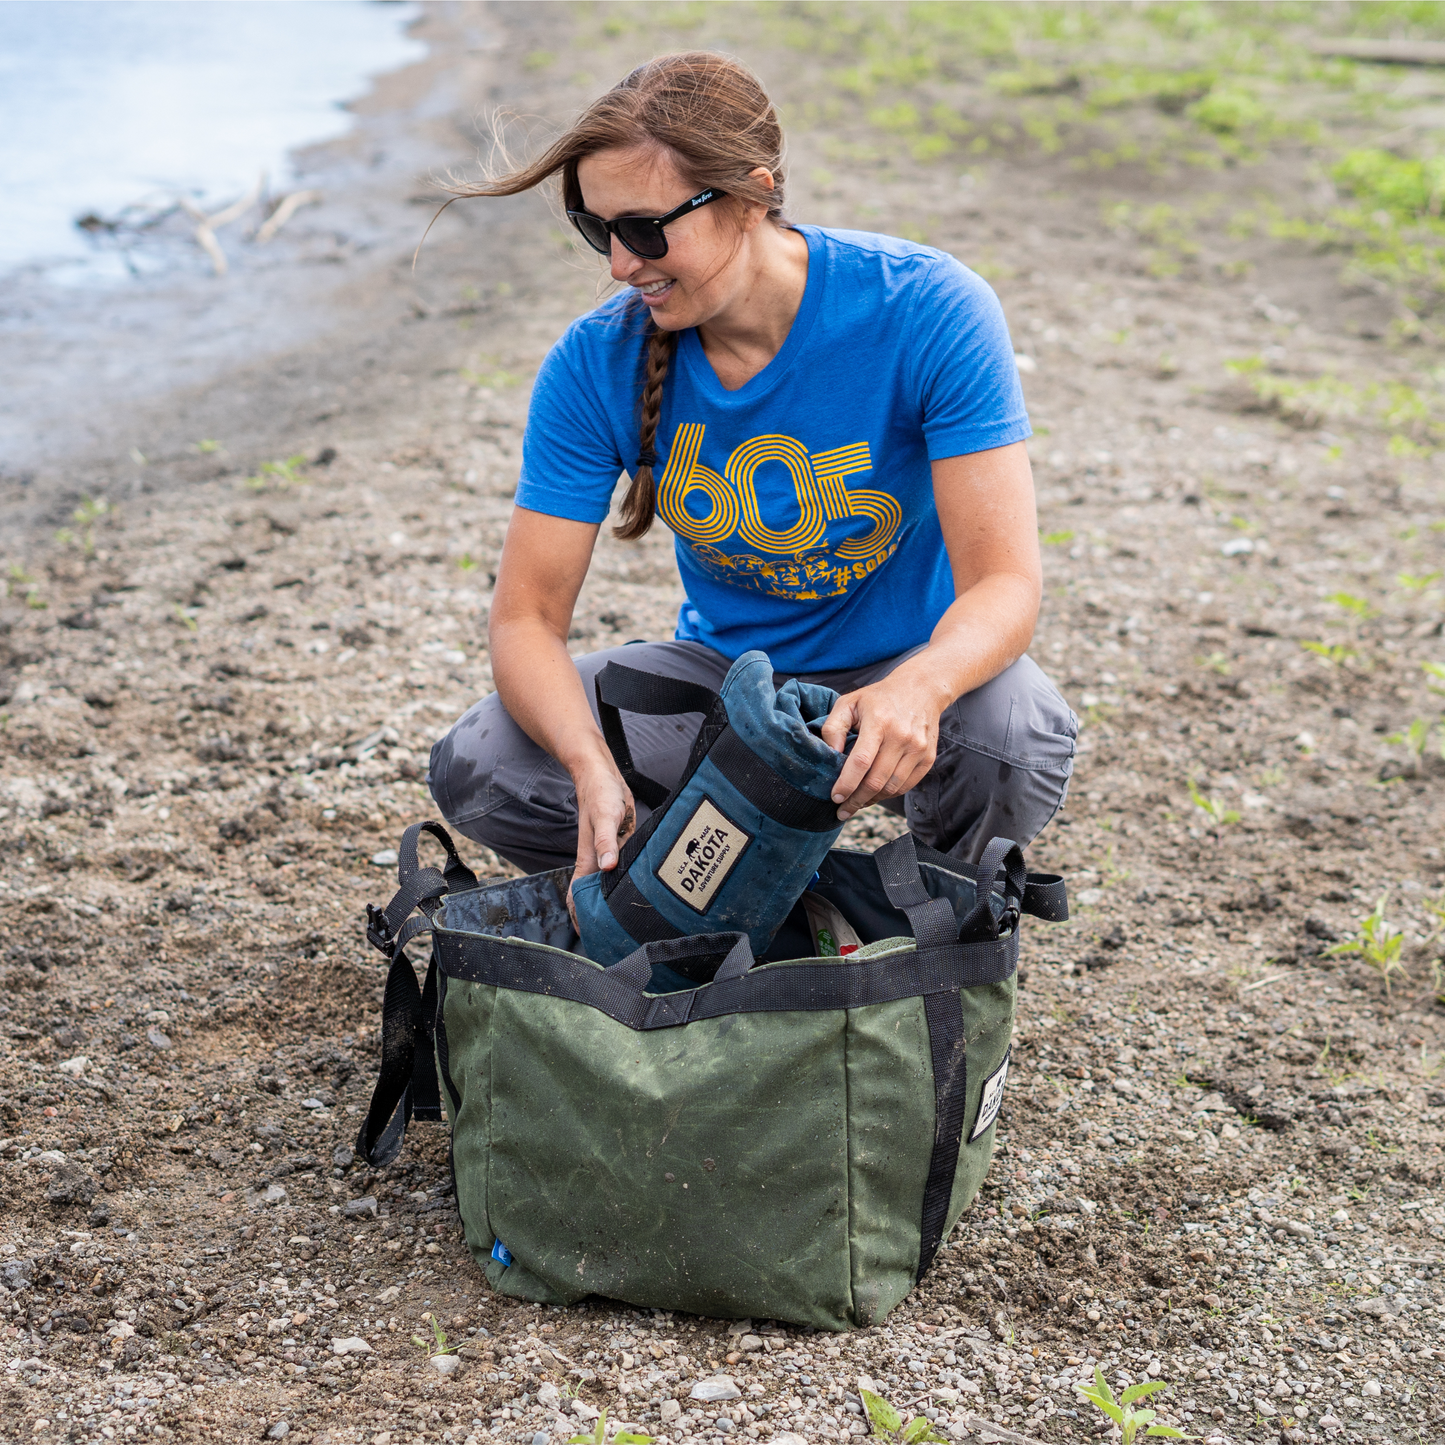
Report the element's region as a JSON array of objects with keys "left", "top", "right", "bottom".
[{"left": 427, "top": 641, "right": 1078, "bottom": 874}]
